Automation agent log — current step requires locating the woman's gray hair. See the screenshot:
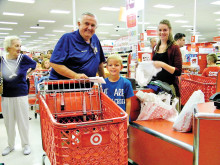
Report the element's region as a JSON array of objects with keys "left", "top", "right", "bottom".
[
  {"left": 78, "top": 12, "right": 98, "bottom": 25},
  {"left": 3, "top": 36, "right": 21, "bottom": 52}
]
